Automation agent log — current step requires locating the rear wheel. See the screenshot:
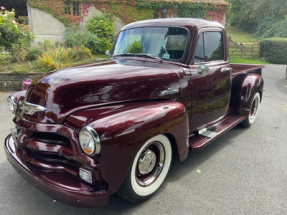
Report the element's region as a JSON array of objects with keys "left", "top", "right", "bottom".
[
  {"left": 240, "top": 92, "right": 261, "bottom": 127},
  {"left": 117, "top": 134, "right": 172, "bottom": 202}
]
